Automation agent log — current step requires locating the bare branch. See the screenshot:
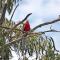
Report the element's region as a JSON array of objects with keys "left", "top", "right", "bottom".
[
  {"left": 32, "top": 18, "right": 60, "bottom": 31},
  {"left": 10, "top": 3, "right": 19, "bottom": 21}
]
